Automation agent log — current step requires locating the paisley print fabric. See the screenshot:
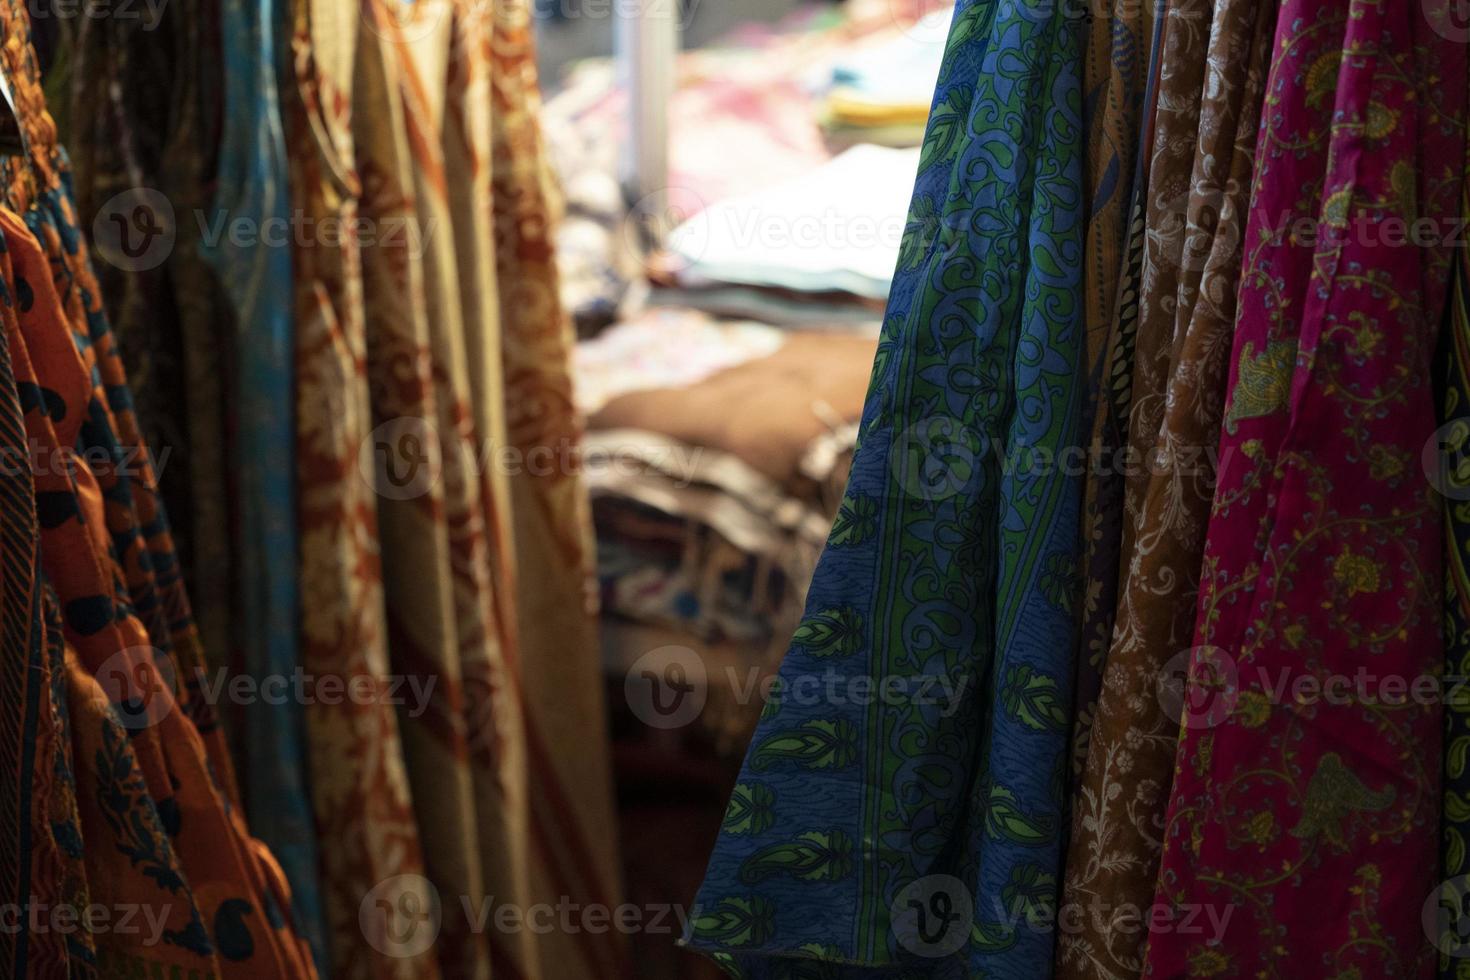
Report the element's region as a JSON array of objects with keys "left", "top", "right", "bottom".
[
  {"left": 1144, "top": 2, "right": 1466, "bottom": 975},
  {"left": 1059, "top": 0, "right": 1276, "bottom": 975},
  {"left": 285, "top": 0, "right": 432, "bottom": 976},
  {"left": 686, "top": 0, "right": 1086, "bottom": 973},
  {"left": 1440, "top": 59, "right": 1470, "bottom": 980},
  {"left": 202, "top": 0, "right": 327, "bottom": 966},
  {"left": 2, "top": 194, "right": 311, "bottom": 977},
  {"left": 0, "top": 185, "right": 87, "bottom": 979}
]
